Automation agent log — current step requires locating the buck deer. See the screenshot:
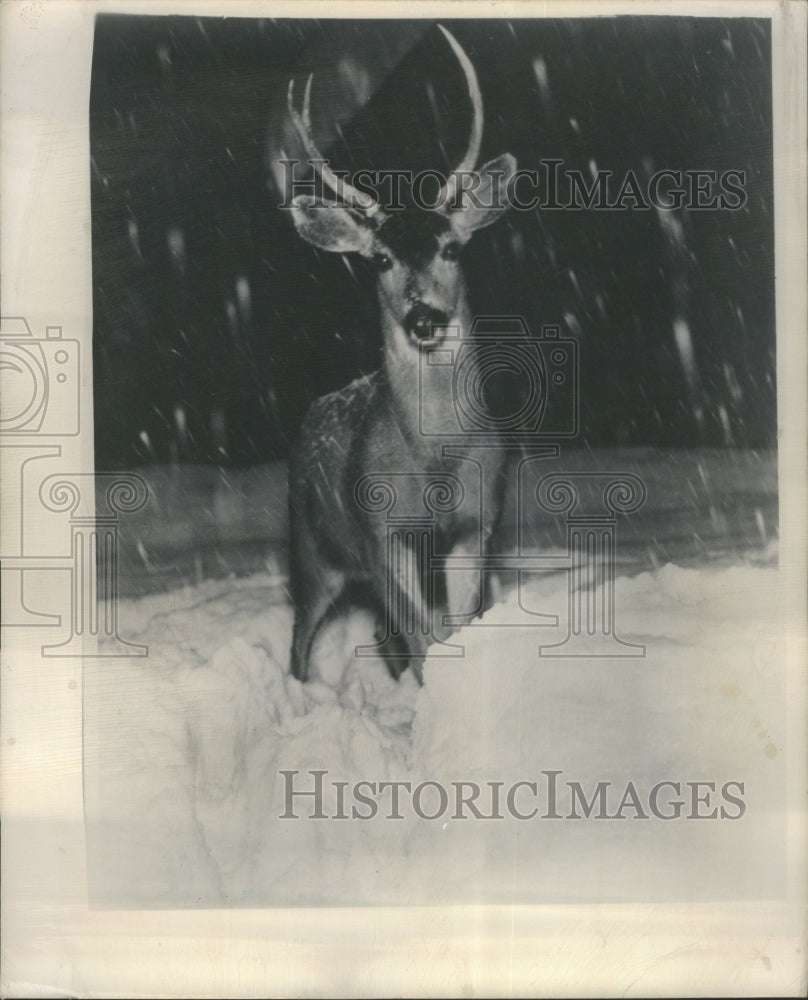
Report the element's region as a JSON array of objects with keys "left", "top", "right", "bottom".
[{"left": 286, "top": 25, "right": 517, "bottom": 684}]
